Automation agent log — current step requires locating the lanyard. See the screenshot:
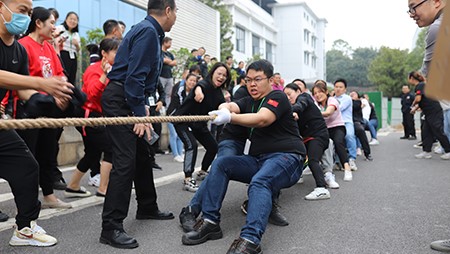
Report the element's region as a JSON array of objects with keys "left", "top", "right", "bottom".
[{"left": 249, "top": 97, "right": 266, "bottom": 138}]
